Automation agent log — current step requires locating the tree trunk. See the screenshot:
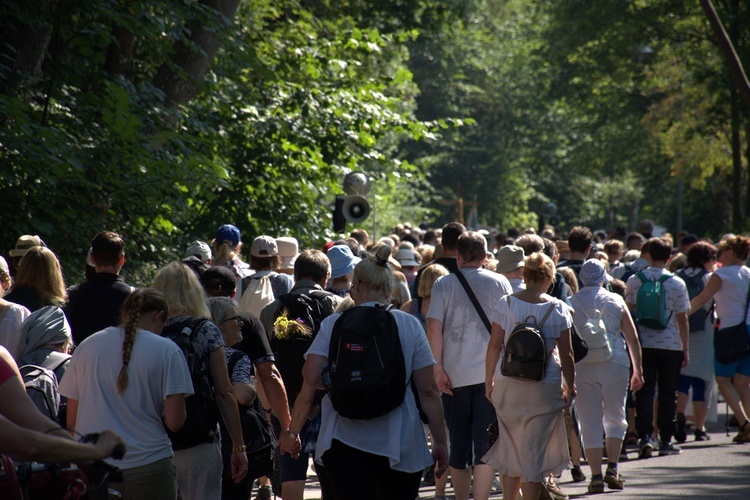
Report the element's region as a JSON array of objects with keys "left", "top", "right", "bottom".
[
  {"left": 151, "top": 0, "right": 242, "bottom": 109},
  {"left": 105, "top": 27, "right": 137, "bottom": 78},
  {"left": 0, "top": 0, "right": 56, "bottom": 94}
]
